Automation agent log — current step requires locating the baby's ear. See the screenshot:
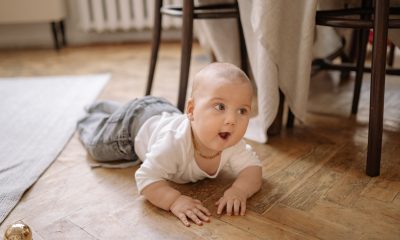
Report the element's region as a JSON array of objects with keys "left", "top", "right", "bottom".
[{"left": 186, "top": 98, "right": 195, "bottom": 120}]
